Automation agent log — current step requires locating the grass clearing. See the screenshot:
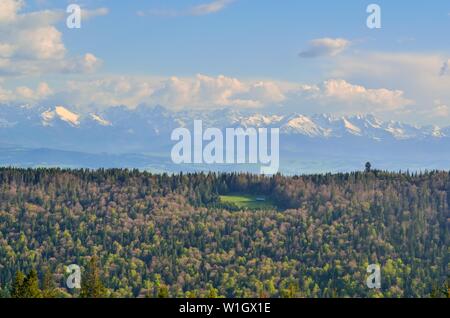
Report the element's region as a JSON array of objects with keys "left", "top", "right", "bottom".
[{"left": 219, "top": 194, "right": 276, "bottom": 210}]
